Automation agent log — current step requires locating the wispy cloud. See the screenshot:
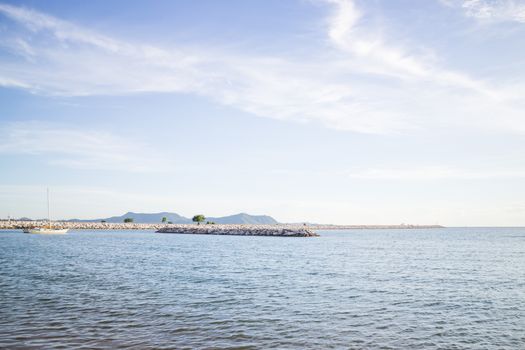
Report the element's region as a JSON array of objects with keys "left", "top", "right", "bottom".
[
  {"left": 0, "top": 121, "right": 173, "bottom": 172},
  {"left": 0, "top": 1, "right": 523, "bottom": 134},
  {"left": 0, "top": 76, "right": 32, "bottom": 88},
  {"left": 344, "top": 166, "right": 525, "bottom": 180},
  {"left": 443, "top": 0, "right": 525, "bottom": 23},
  {"left": 326, "top": 0, "right": 498, "bottom": 96}
]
